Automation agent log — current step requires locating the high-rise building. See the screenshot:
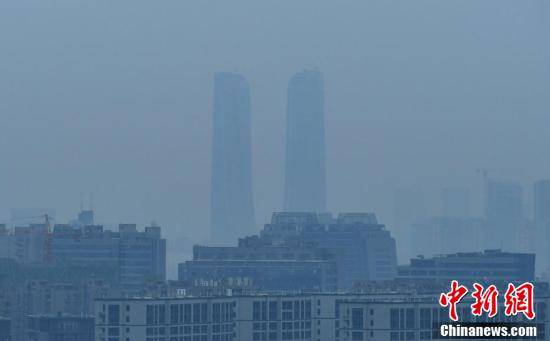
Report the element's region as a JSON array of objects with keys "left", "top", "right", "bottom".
[
  {"left": 535, "top": 180, "right": 550, "bottom": 273},
  {"left": 51, "top": 223, "right": 166, "bottom": 287},
  {"left": 284, "top": 69, "right": 326, "bottom": 212},
  {"left": 210, "top": 72, "right": 255, "bottom": 245},
  {"left": 485, "top": 179, "right": 524, "bottom": 252}
]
